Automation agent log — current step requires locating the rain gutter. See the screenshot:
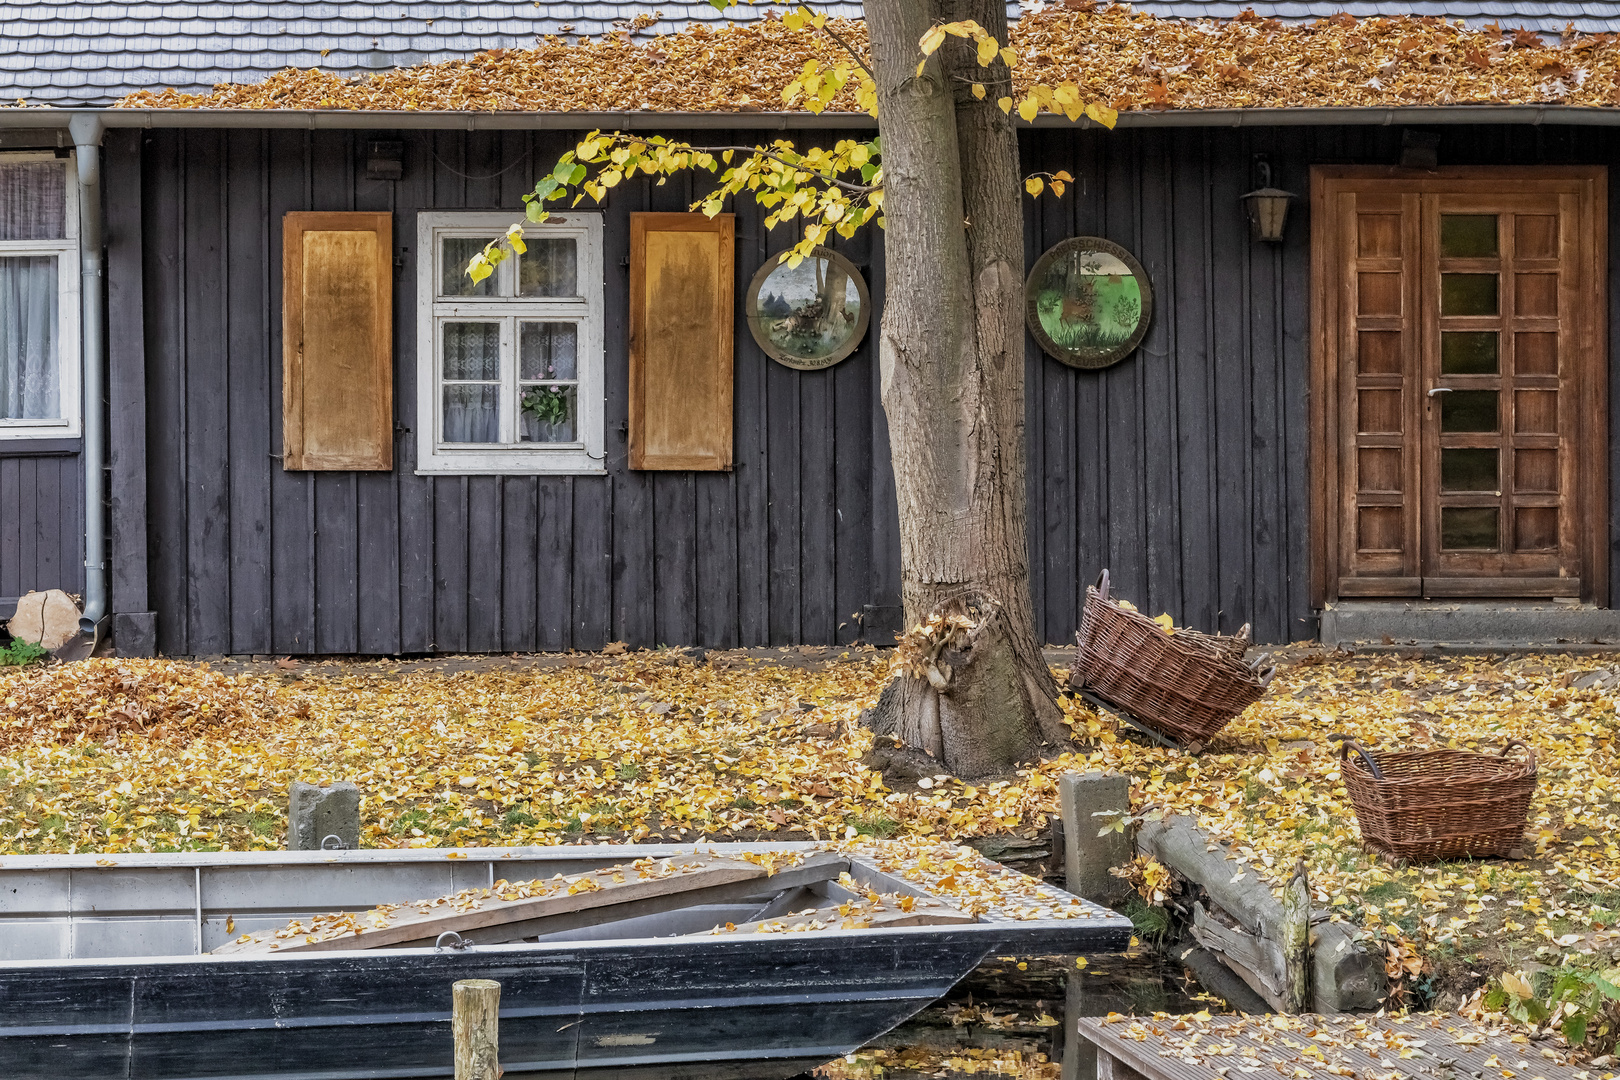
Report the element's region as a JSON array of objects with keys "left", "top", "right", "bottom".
[
  {"left": 67, "top": 112, "right": 106, "bottom": 648},
  {"left": 0, "top": 103, "right": 1614, "bottom": 130}
]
